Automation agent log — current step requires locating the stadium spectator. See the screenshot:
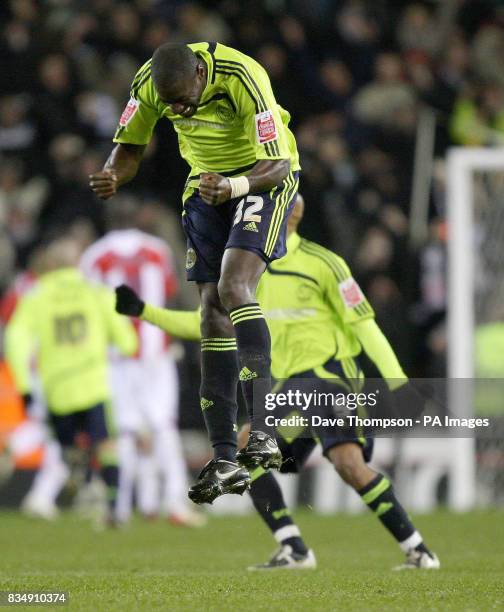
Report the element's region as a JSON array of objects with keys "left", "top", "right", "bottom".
[
  {"left": 396, "top": 3, "right": 440, "bottom": 56},
  {"left": 177, "top": 2, "right": 231, "bottom": 45},
  {"left": 450, "top": 82, "right": 504, "bottom": 146},
  {"left": 0, "top": 17, "right": 39, "bottom": 94},
  {"left": 0, "top": 158, "right": 48, "bottom": 266},
  {"left": 0, "top": 94, "right": 36, "bottom": 157},
  {"left": 352, "top": 52, "right": 417, "bottom": 129},
  {"left": 35, "top": 54, "right": 80, "bottom": 141}
]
